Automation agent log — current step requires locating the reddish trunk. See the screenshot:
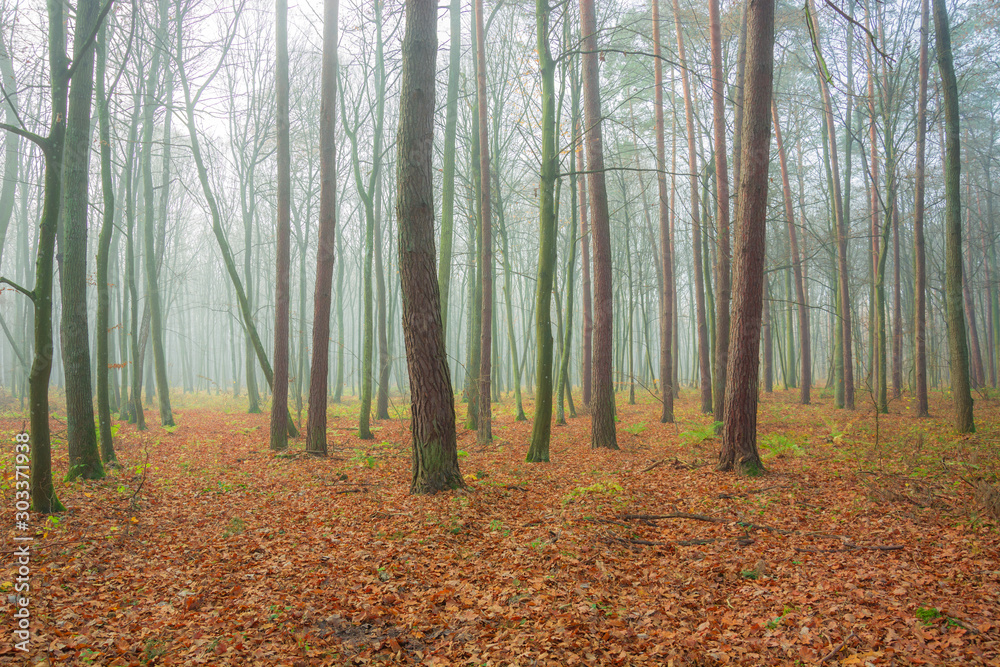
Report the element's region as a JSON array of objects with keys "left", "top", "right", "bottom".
[
  {"left": 719, "top": 0, "right": 774, "bottom": 476},
  {"left": 305, "top": 0, "right": 339, "bottom": 454},
  {"left": 580, "top": 0, "right": 617, "bottom": 449},
  {"left": 772, "top": 102, "right": 810, "bottom": 404}
]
